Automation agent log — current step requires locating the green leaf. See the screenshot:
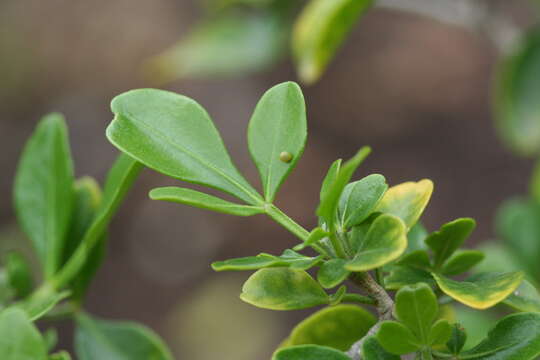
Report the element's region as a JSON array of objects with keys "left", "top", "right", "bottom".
[
  {"left": 428, "top": 319, "right": 452, "bottom": 346},
  {"left": 146, "top": 12, "right": 287, "bottom": 82},
  {"left": 19, "top": 287, "right": 70, "bottom": 321},
  {"left": 75, "top": 313, "right": 173, "bottom": 360},
  {"left": 346, "top": 214, "right": 407, "bottom": 272},
  {"left": 292, "top": 0, "right": 373, "bottom": 83},
  {"left": 14, "top": 113, "right": 74, "bottom": 278},
  {"left": 441, "top": 250, "right": 485, "bottom": 276},
  {"left": 407, "top": 222, "right": 428, "bottom": 252},
  {"left": 273, "top": 345, "right": 350, "bottom": 360},
  {"left": 107, "top": 88, "right": 261, "bottom": 204},
  {"left": 0, "top": 308, "right": 47, "bottom": 360},
  {"left": 454, "top": 305, "right": 497, "bottom": 350},
  {"left": 338, "top": 174, "right": 388, "bottom": 229},
  {"left": 361, "top": 337, "right": 400, "bottom": 360},
  {"left": 52, "top": 154, "right": 142, "bottom": 289},
  {"left": 293, "top": 227, "right": 328, "bottom": 251},
  {"left": 433, "top": 272, "right": 524, "bottom": 310},
  {"left": 446, "top": 323, "right": 467, "bottom": 355},
  {"left": 462, "top": 312, "right": 540, "bottom": 359},
  {"left": 425, "top": 218, "right": 476, "bottom": 269},
  {"left": 212, "top": 254, "right": 282, "bottom": 271},
  {"left": 285, "top": 305, "right": 375, "bottom": 351},
  {"left": 49, "top": 351, "right": 71, "bottom": 360},
  {"left": 317, "top": 147, "right": 371, "bottom": 228},
  {"left": 62, "top": 177, "right": 105, "bottom": 300},
  {"left": 502, "top": 279, "right": 540, "bottom": 312},
  {"left": 493, "top": 27, "right": 540, "bottom": 156},
  {"left": 247, "top": 81, "right": 307, "bottom": 202},
  {"left": 495, "top": 198, "right": 540, "bottom": 278},
  {"left": 278, "top": 249, "right": 322, "bottom": 270},
  {"left": 384, "top": 265, "right": 434, "bottom": 290},
  {"left": 396, "top": 250, "right": 431, "bottom": 270},
  {"left": 240, "top": 268, "right": 329, "bottom": 310},
  {"left": 150, "top": 187, "right": 264, "bottom": 216},
  {"left": 377, "top": 321, "right": 419, "bottom": 354},
  {"left": 394, "top": 283, "right": 439, "bottom": 344},
  {"left": 375, "top": 179, "right": 433, "bottom": 229},
  {"left": 5, "top": 252, "right": 33, "bottom": 298},
  {"left": 317, "top": 259, "right": 350, "bottom": 289}
]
